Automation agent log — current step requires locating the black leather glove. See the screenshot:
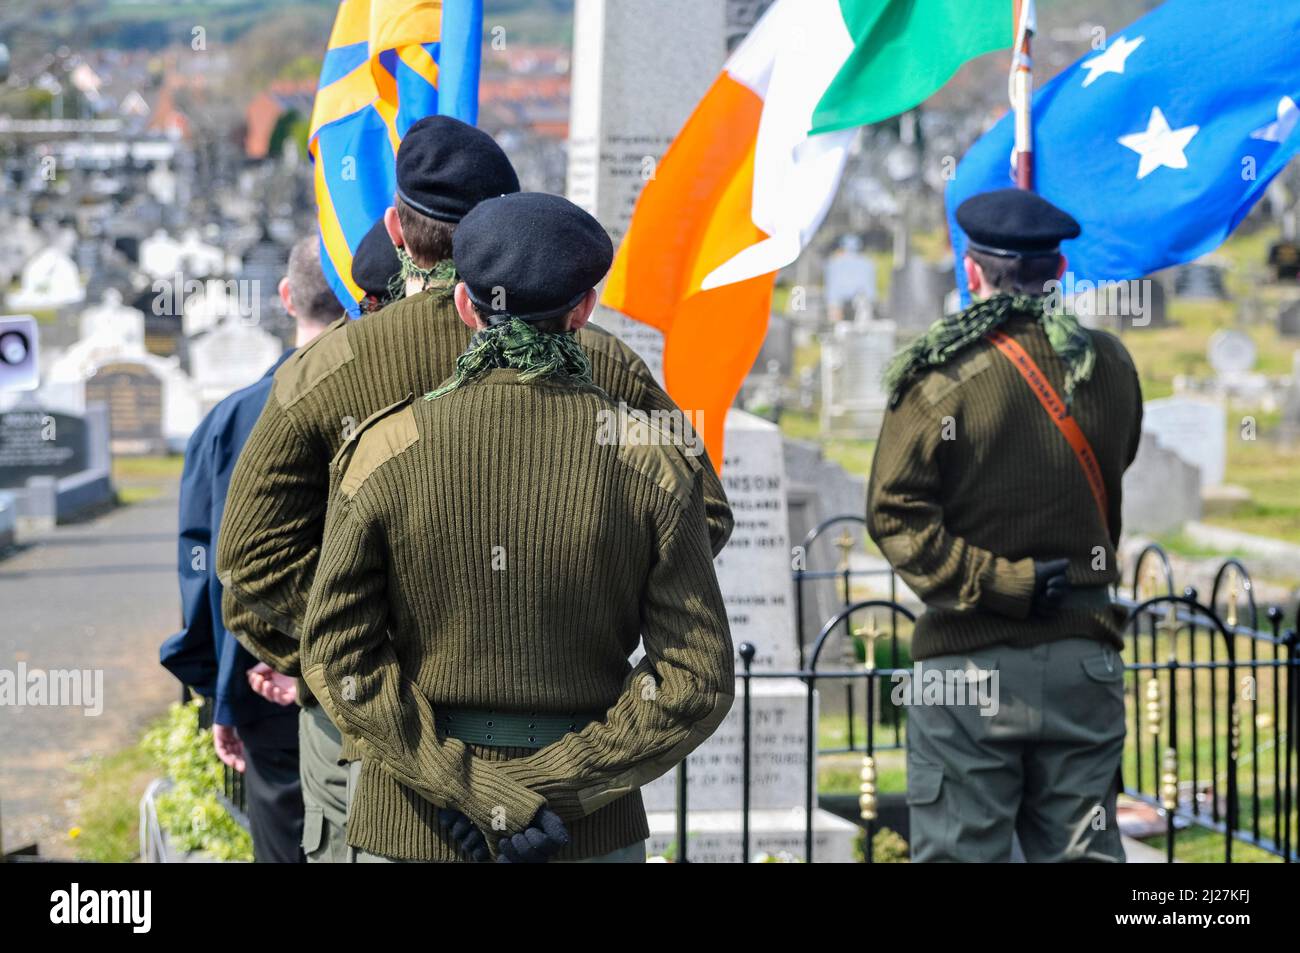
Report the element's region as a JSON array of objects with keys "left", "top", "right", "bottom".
[
  {"left": 495, "top": 808, "right": 570, "bottom": 863},
  {"left": 1031, "top": 558, "right": 1071, "bottom": 618},
  {"left": 437, "top": 808, "right": 489, "bottom": 863}
]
